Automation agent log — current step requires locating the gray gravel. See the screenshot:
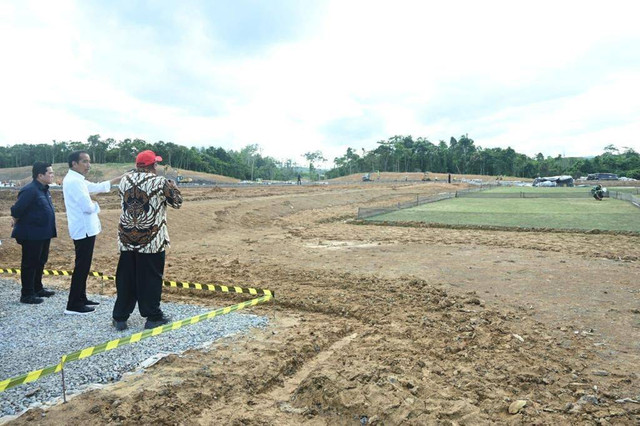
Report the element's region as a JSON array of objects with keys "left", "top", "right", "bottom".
[{"left": 0, "top": 277, "right": 269, "bottom": 418}]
